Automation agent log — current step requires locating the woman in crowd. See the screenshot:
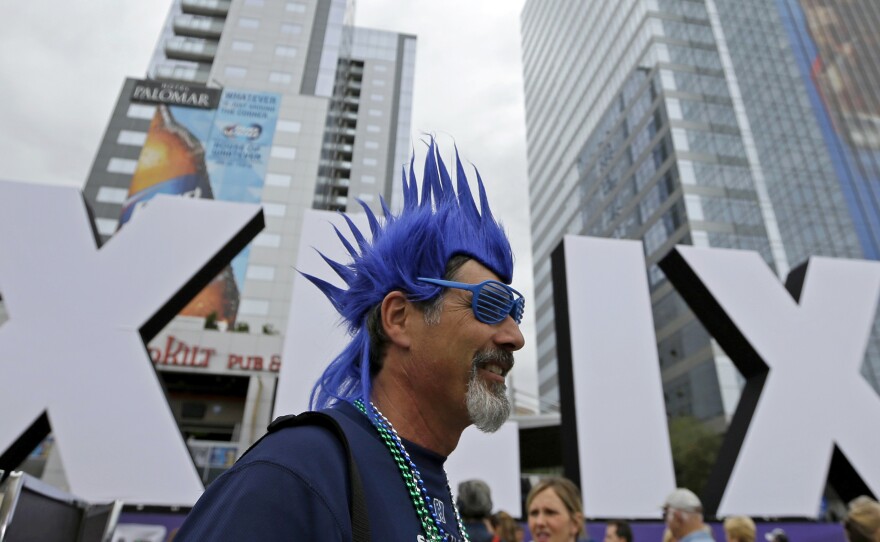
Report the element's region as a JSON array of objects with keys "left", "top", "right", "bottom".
[
  {"left": 722, "top": 516, "right": 755, "bottom": 542},
  {"left": 491, "top": 510, "right": 523, "bottom": 542},
  {"left": 526, "top": 477, "right": 585, "bottom": 542},
  {"left": 844, "top": 496, "right": 880, "bottom": 542}
]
